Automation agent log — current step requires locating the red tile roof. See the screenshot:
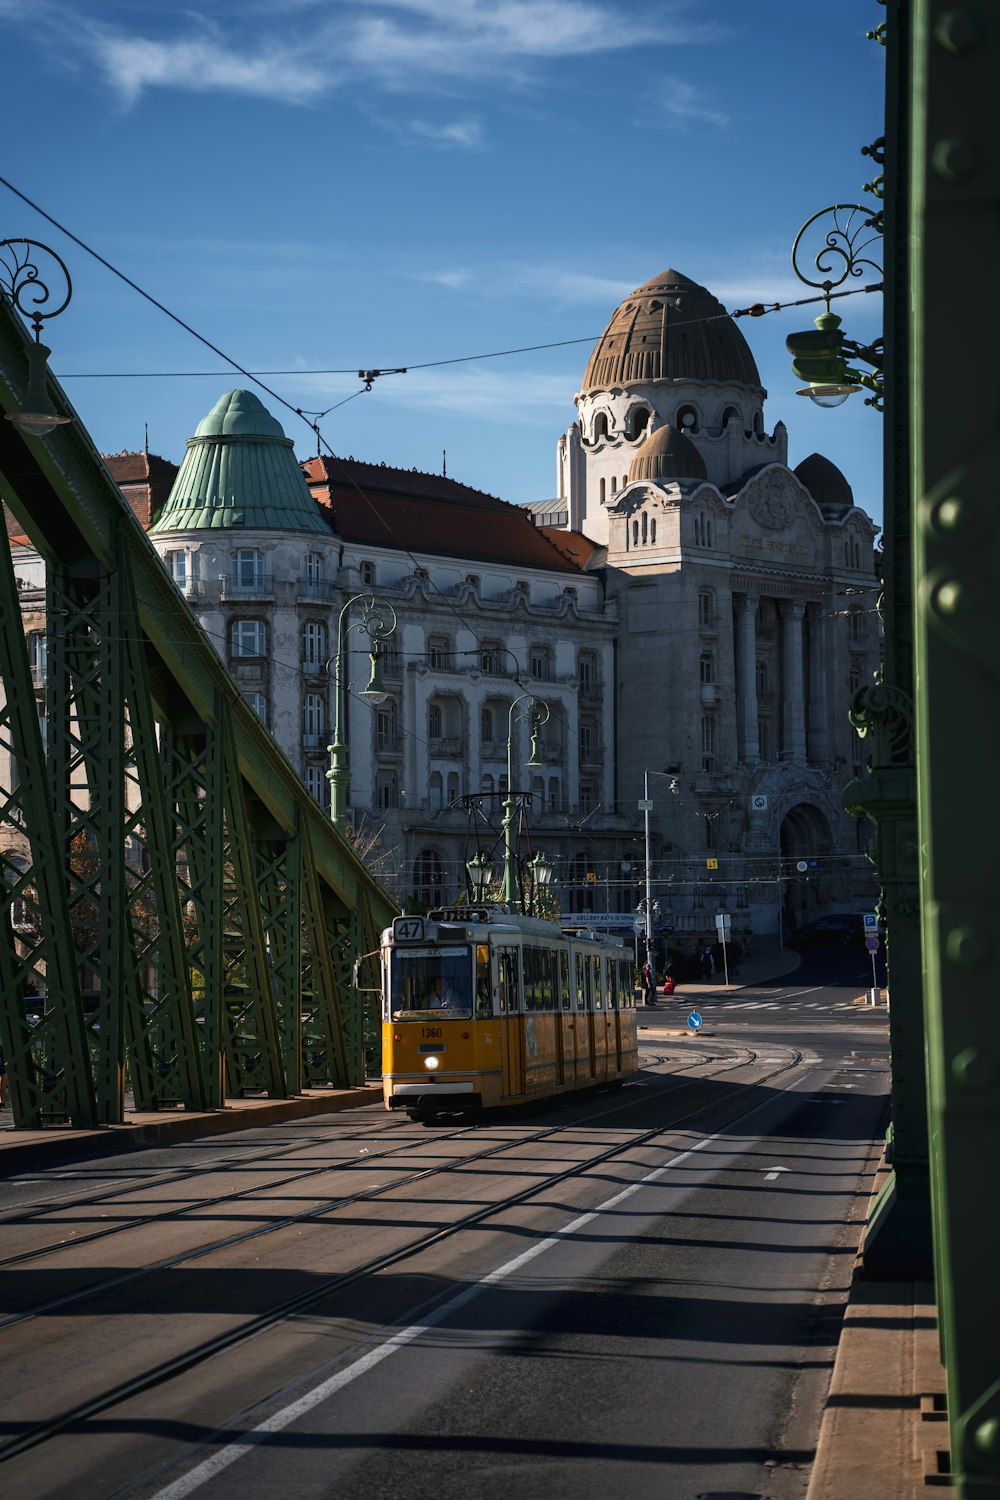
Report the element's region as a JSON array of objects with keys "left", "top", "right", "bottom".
[
  {"left": 102, "top": 451, "right": 179, "bottom": 526},
  {"left": 302, "top": 455, "right": 584, "bottom": 575}
]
